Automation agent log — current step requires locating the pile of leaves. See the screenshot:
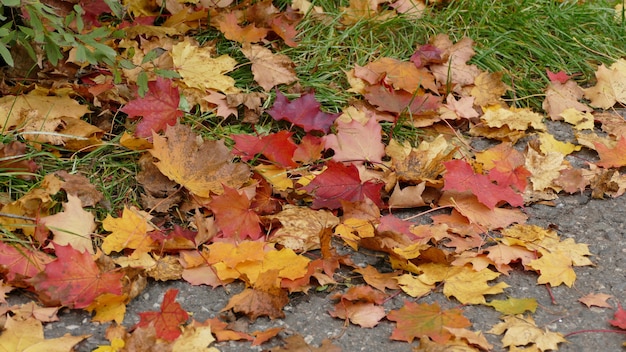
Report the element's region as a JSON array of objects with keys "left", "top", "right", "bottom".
[{"left": 1, "top": 0, "right": 626, "bottom": 350}]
